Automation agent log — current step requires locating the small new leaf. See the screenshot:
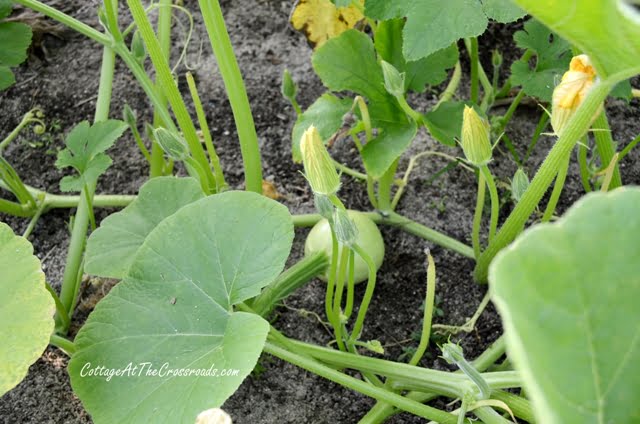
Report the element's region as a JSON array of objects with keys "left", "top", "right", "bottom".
[{"left": 55, "top": 120, "right": 127, "bottom": 192}]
